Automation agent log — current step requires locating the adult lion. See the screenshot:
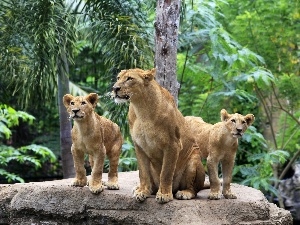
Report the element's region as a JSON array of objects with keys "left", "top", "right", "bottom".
[
  {"left": 112, "top": 68, "right": 205, "bottom": 204},
  {"left": 185, "top": 109, "right": 255, "bottom": 200}
]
